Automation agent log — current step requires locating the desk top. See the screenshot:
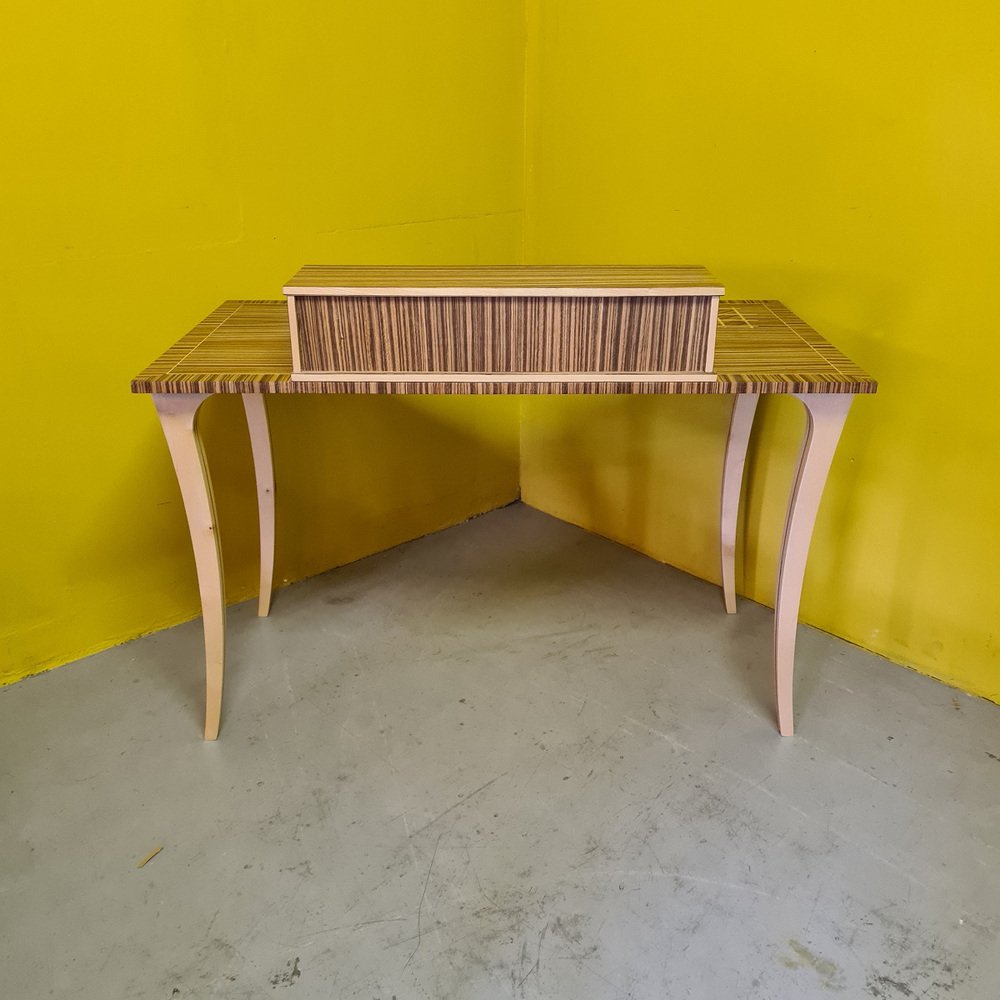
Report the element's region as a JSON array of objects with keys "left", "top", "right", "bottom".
[{"left": 131, "top": 300, "right": 876, "bottom": 396}]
